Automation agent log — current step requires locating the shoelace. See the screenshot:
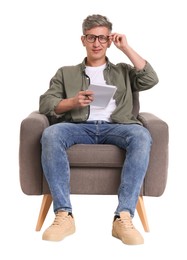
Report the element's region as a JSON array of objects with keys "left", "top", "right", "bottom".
[
  {"left": 52, "top": 212, "right": 68, "bottom": 226},
  {"left": 118, "top": 217, "right": 135, "bottom": 230}
]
